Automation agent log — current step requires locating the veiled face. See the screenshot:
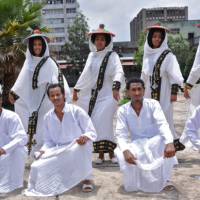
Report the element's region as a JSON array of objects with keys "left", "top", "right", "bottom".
[
  {"left": 152, "top": 31, "right": 162, "bottom": 49},
  {"left": 33, "top": 39, "right": 43, "bottom": 56},
  {"left": 94, "top": 34, "right": 106, "bottom": 51}
]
